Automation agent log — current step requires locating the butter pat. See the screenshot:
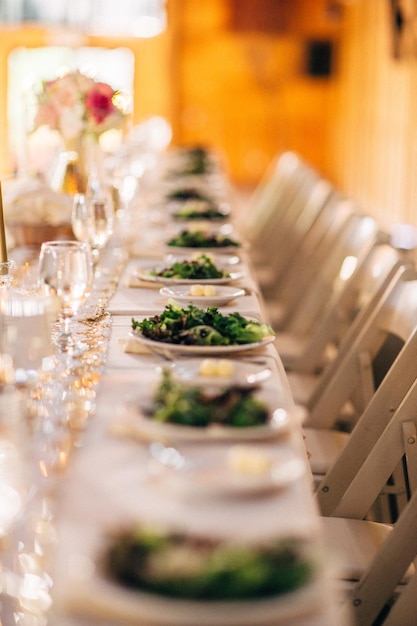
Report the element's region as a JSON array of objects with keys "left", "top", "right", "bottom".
[
  {"left": 189, "top": 284, "right": 216, "bottom": 297},
  {"left": 203, "top": 284, "right": 216, "bottom": 297},
  {"left": 199, "top": 358, "right": 234, "bottom": 377},
  {"left": 227, "top": 445, "right": 272, "bottom": 475}
]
